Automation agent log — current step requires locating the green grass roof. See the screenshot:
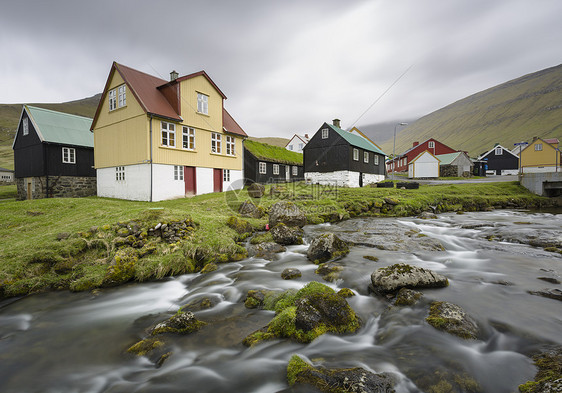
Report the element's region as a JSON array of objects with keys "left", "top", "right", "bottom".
[
  {"left": 327, "top": 124, "right": 387, "bottom": 156},
  {"left": 27, "top": 105, "right": 93, "bottom": 147},
  {"left": 244, "top": 139, "right": 303, "bottom": 165}
]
